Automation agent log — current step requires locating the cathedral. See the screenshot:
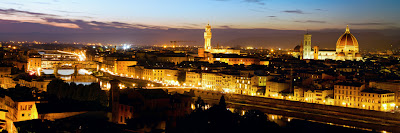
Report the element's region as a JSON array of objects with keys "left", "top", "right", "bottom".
[{"left": 300, "top": 25, "right": 362, "bottom": 61}]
